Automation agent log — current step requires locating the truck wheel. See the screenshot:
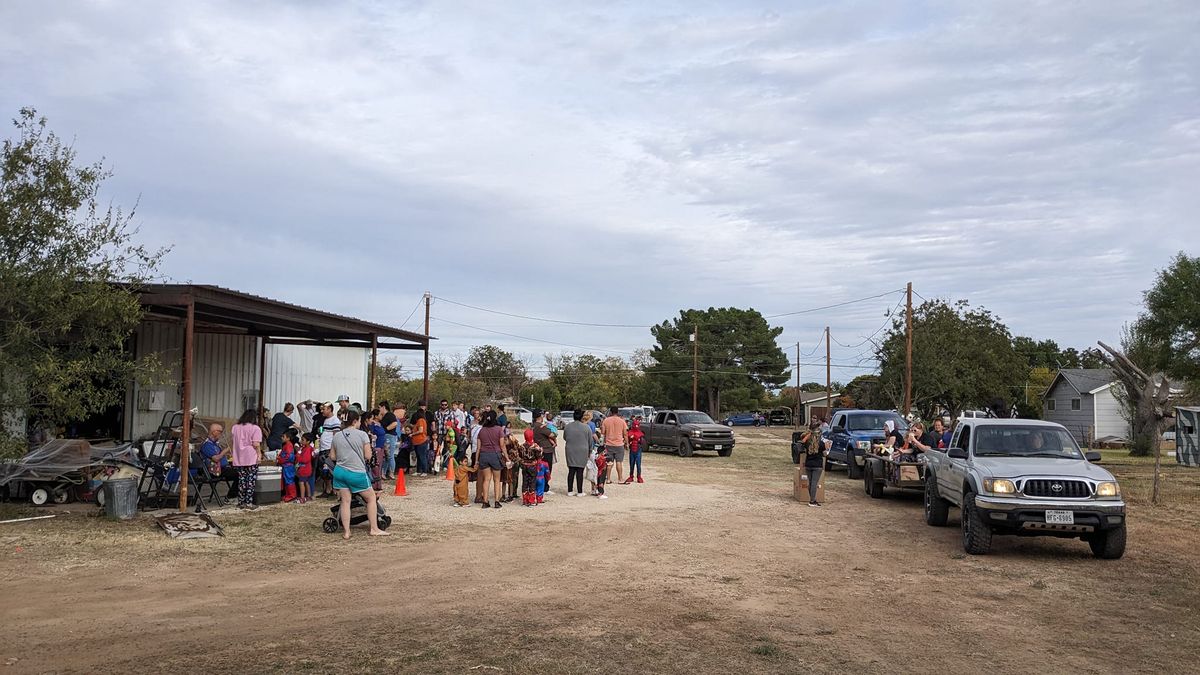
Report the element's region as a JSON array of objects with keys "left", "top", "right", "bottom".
[
  {"left": 677, "top": 441, "right": 694, "bottom": 458},
  {"left": 791, "top": 444, "right": 801, "bottom": 465},
  {"left": 52, "top": 488, "right": 70, "bottom": 504},
  {"left": 717, "top": 447, "right": 732, "bottom": 457},
  {"left": 1088, "top": 524, "right": 1127, "bottom": 560},
  {"left": 846, "top": 455, "right": 863, "bottom": 479},
  {"left": 961, "top": 492, "right": 993, "bottom": 555},
  {"left": 924, "top": 476, "right": 950, "bottom": 527},
  {"left": 864, "top": 465, "right": 884, "bottom": 499}
]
